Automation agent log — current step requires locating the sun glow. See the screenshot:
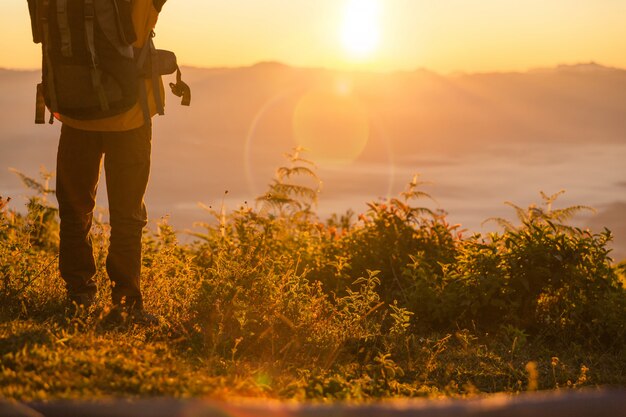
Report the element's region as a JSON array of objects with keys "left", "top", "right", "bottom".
[
  {"left": 340, "top": 0, "right": 381, "bottom": 58},
  {"left": 293, "top": 84, "right": 370, "bottom": 165}
]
